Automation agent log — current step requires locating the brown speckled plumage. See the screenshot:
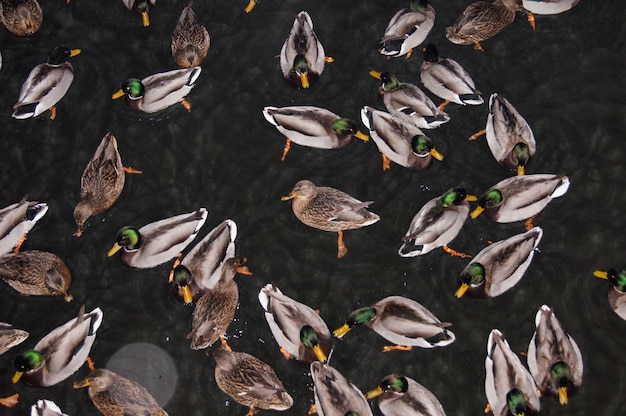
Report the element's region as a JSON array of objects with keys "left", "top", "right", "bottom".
[
  {"left": 171, "top": 2, "right": 210, "bottom": 68},
  {"left": 0, "top": 0, "right": 43, "bottom": 36}
]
